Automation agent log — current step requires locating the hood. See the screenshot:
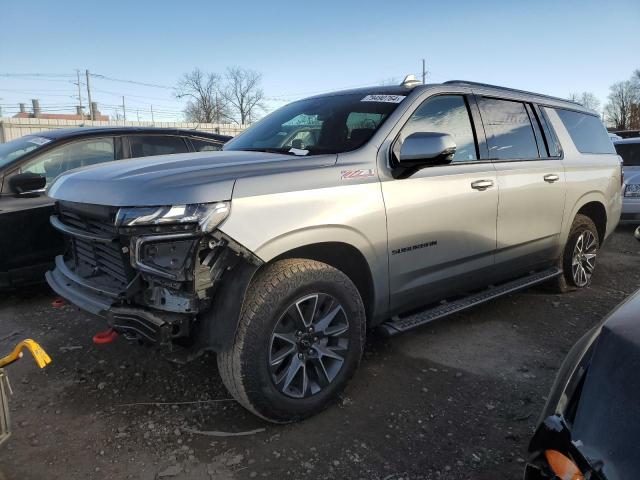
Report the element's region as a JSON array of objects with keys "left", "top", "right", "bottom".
[
  {"left": 47, "top": 150, "right": 335, "bottom": 207},
  {"left": 570, "top": 289, "right": 640, "bottom": 480}
]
